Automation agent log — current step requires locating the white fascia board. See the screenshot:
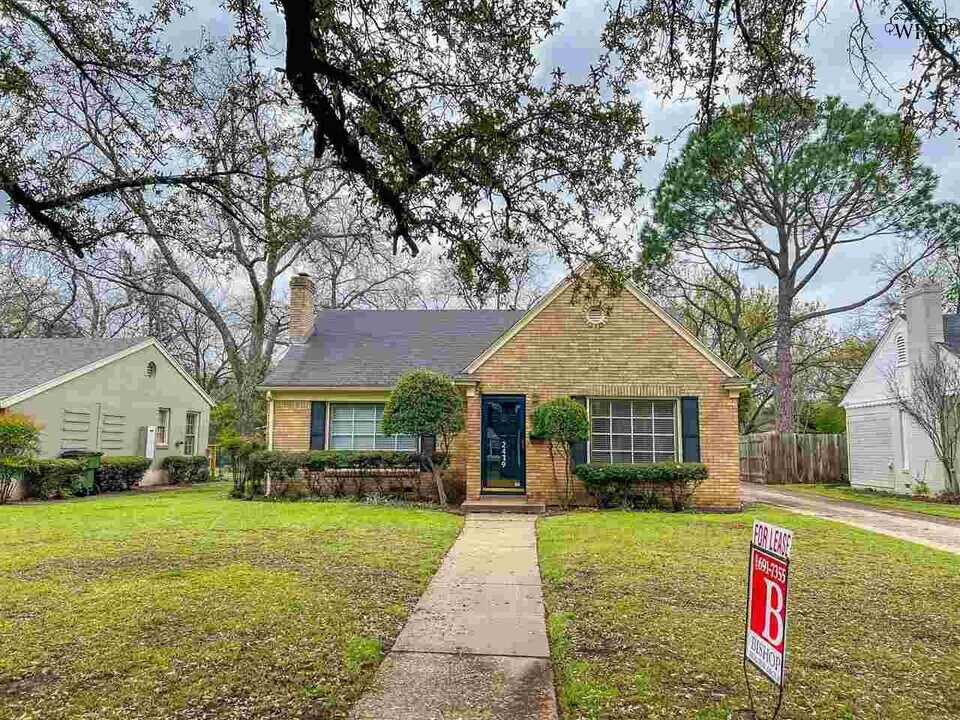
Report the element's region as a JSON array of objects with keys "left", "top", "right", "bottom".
[
  {"left": 838, "top": 319, "right": 900, "bottom": 408},
  {"left": 461, "top": 275, "right": 575, "bottom": 374},
  {"left": 149, "top": 339, "right": 216, "bottom": 407},
  {"left": 259, "top": 385, "right": 394, "bottom": 392}
]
